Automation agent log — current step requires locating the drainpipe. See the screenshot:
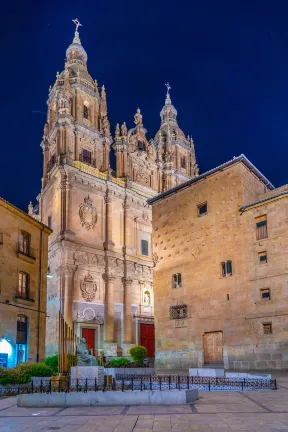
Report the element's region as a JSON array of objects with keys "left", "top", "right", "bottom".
[{"left": 36, "top": 226, "right": 44, "bottom": 363}]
